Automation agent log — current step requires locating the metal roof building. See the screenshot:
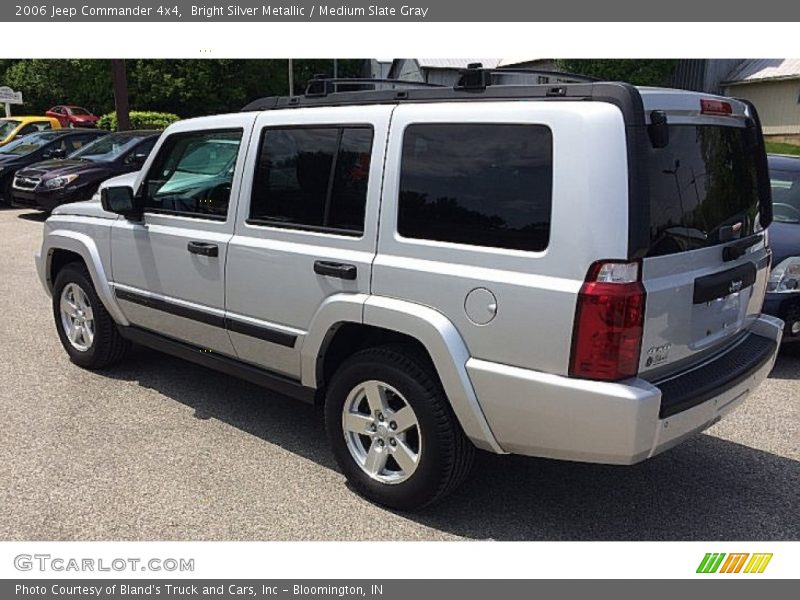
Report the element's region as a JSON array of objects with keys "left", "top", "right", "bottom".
[{"left": 723, "top": 59, "right": 800, "bottom": 140}]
